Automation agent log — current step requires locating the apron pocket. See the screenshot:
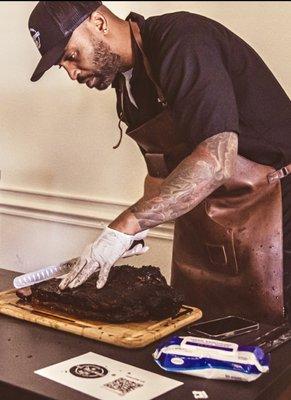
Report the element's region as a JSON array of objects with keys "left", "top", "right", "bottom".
[
  {"left": 203, "top": 203, "right": 239, "bottom": 276},
  {"left": 173, "top": 202, "right": 239, "bottom": 276},
  {"left": 205, "top": 243, "right": 227, "bottom": 266}
]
